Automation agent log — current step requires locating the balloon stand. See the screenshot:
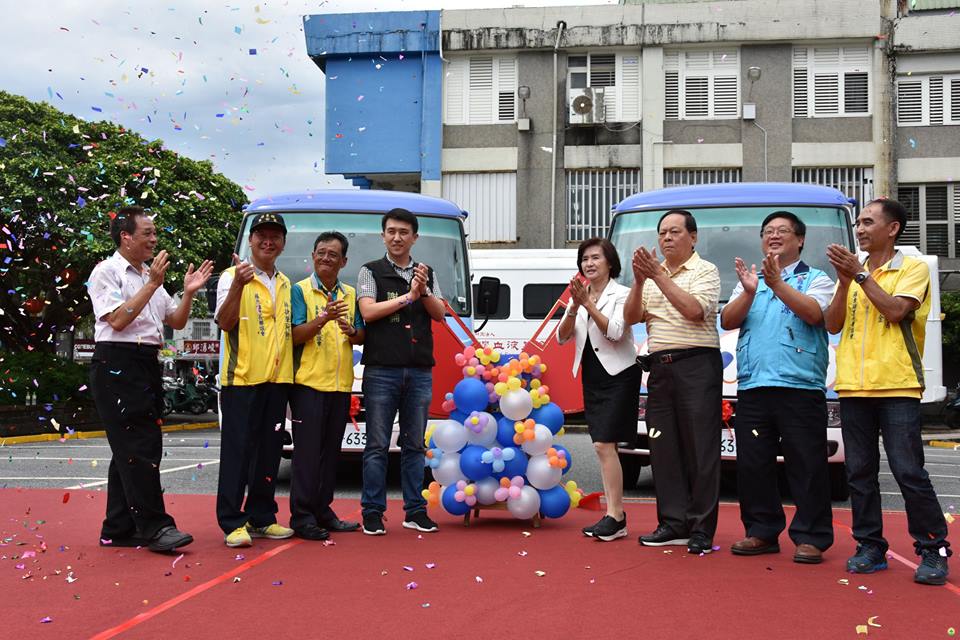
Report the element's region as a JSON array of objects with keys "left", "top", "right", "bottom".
[
  {"left": 463, "top": 502, "right": 542, "bottom": 529},
  {"left": 422, "top": 346, "right": 584, "bottom": 525}
]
